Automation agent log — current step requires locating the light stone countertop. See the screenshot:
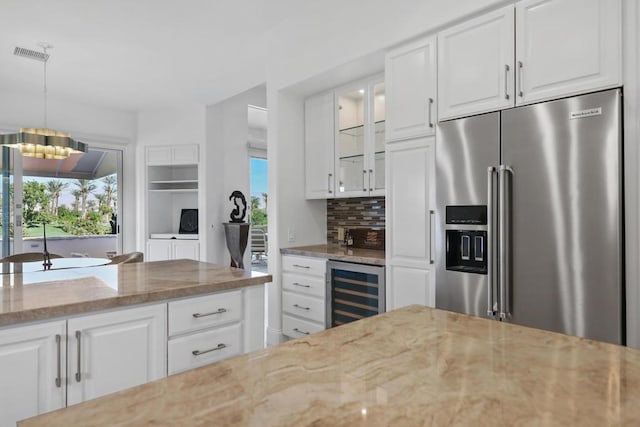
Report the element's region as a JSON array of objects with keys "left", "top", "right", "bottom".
[
  {"left": 0, "top": 259, "right": 272, "bottom": 326},
  {"left": 281, "top": 244, "right": 385, "bottom": 265},
  {"left": 20, "top": 305, "right": 640, "bottom": 426}
]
